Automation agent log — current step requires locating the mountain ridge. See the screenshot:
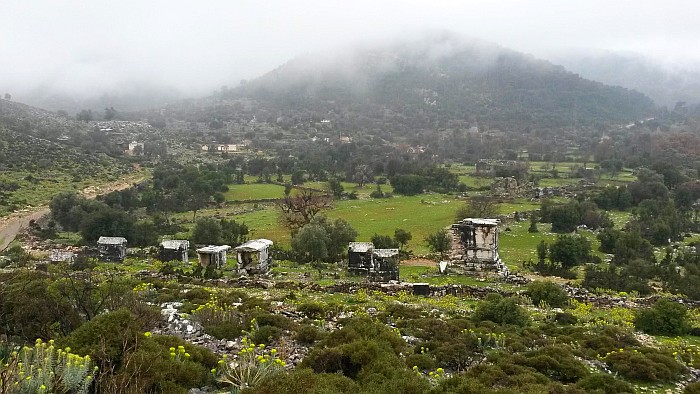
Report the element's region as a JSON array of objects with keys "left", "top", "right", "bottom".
[{"left": 220, "top": 34, "right": 656, "bottom": 133}]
